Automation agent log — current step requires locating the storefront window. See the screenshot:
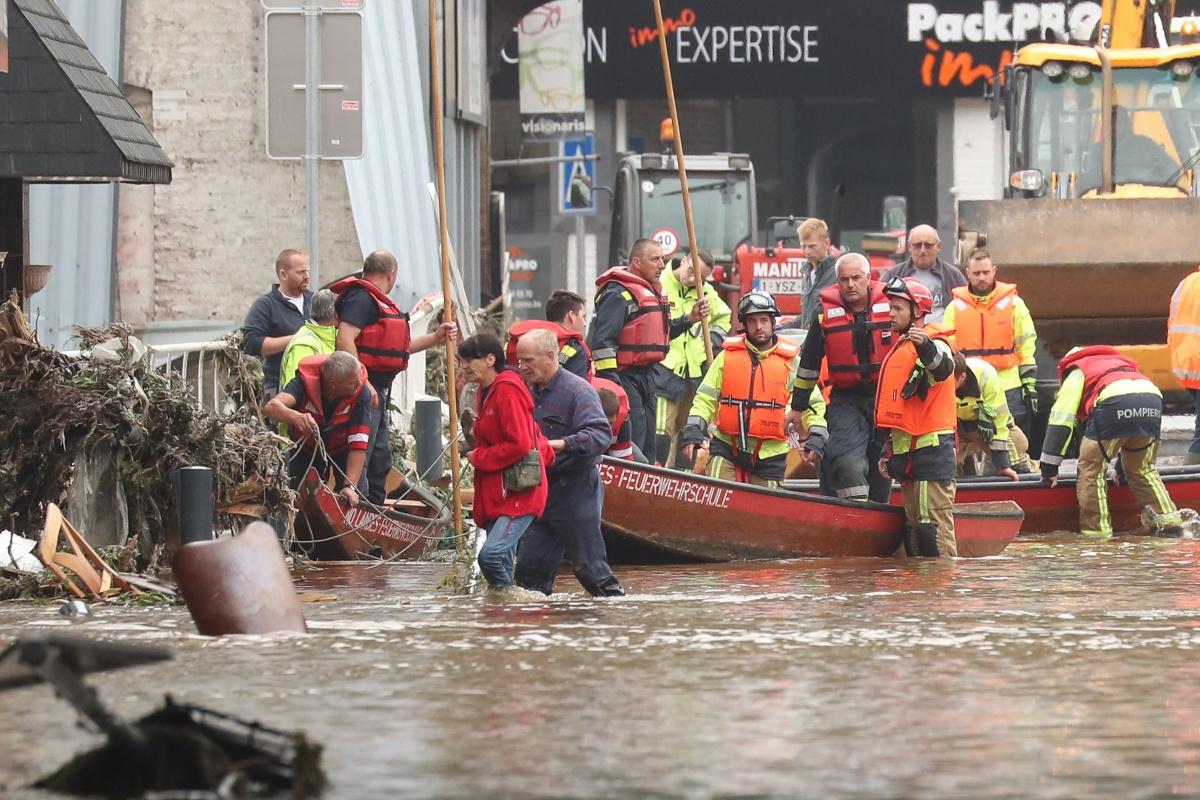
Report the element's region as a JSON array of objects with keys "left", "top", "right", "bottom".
[
  {"left": 639, "top": 172, "right": 752, "bottom": 260},
  {"left": 1027, "top": 66, "right": 1200, "bottom": 193}
]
